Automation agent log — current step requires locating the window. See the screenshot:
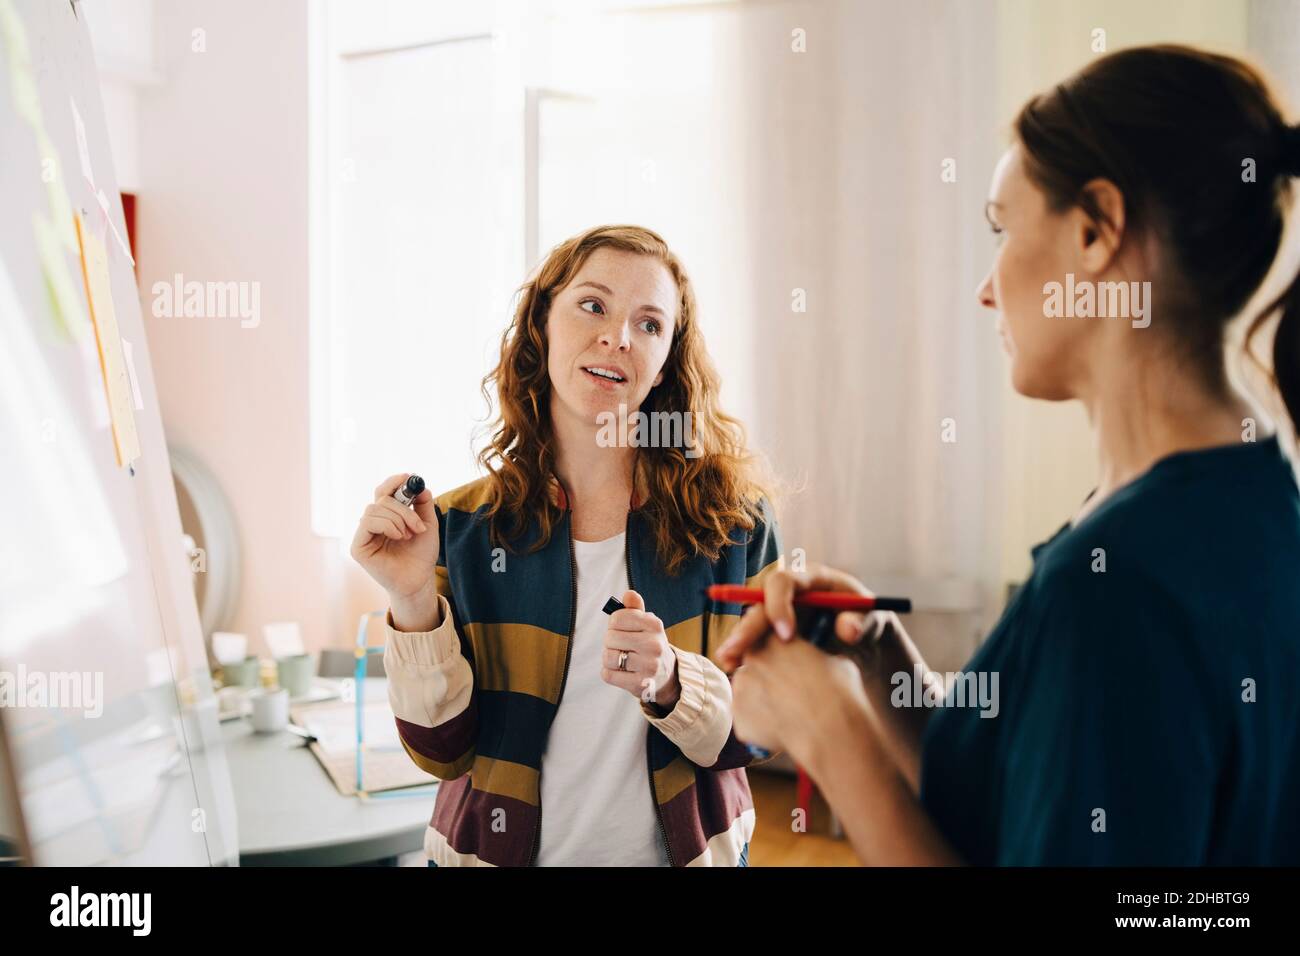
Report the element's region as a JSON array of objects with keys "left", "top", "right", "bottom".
[
  {"left": 310, "top": 0, "right": 754, "bottom": 537},
  {"left": 309, "top": 2, "right": 521, "bottom": 536}
]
